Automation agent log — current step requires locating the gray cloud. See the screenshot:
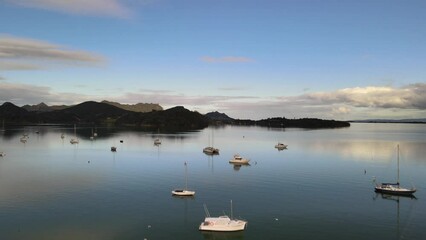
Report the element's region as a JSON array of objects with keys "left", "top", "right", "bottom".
[
  {"left": 5, "top": 0, "right": 134, "bottom": 18},
  {"left": 0, "top": 35, "right": 104, "bottom": 63},
  {"left": 0, "top": 35, "right": 105, "bottom": 72}
]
